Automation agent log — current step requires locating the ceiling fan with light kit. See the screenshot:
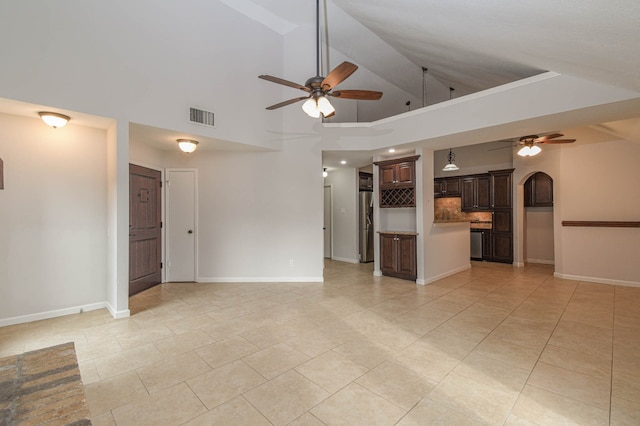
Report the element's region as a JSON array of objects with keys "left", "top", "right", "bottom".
[
  {"left": 490, "top": 133, "right": 576, "bottom": 157},
  {"left": 258, "top": 0, "right": 382, "bottom": 119}
]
